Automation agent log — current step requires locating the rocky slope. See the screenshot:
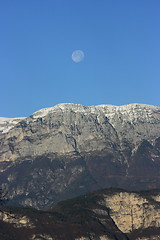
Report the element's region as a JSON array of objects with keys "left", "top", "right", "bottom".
[
  {"left": 0, "top": 188, "right": 160, "bottom": 240},
  {"left": 0, "top": 103, "right": 160, "bottom": 208}
]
